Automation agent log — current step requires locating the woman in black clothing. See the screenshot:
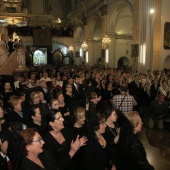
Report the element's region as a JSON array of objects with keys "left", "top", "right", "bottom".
[
  {"left": 27, "top": 105, "right": 47, "bottom": 136},
  {"left": 85, "top": 114, "right": 116, "bottom": 170},
  {"left": 0, "top": 104, "right": 8, "bottom": 131},
  {"left": 117, "top": 111, "right": 154, "bottom": 170},
  {"left": 43, "top": 110, "right": 87, "bottom": 170},
  {"left": 64, "top": 83, "right": 77, "bottom": 115},
  {"left": 56, "top": 92, "right": 72, "bottom": 127},
  {"left": 102, "top": 82, "right": 114, "bottom": 105},
  {"left": 105, "top": 107, "right": 120, "bottom": 146},
  {"left": 70, "top": 107, "right": 88, "bottom": 170},
  {"left": 19, "top": 128, "right": 57, "bottom": 170}
]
